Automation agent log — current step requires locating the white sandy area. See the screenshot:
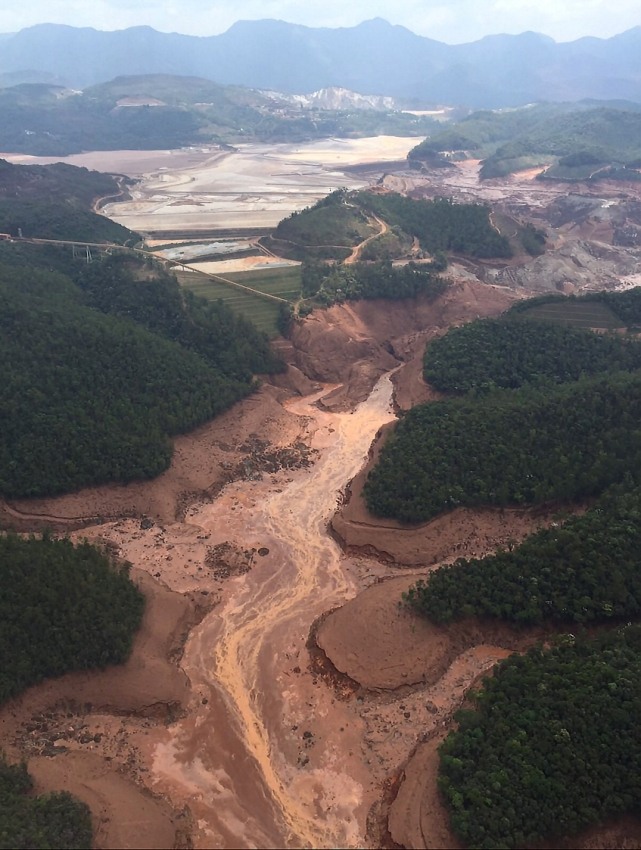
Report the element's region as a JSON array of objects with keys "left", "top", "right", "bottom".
[
  {"left": 1, "top": 136, "right": 420, "bottom": 234},
  {"left": 615, "top": 273, "right": 641, "bottom": 290},
  {"left": 266, "top": 135, "right": 420, "bottom": 165},
  {"left": 189, "top": 256, "right": 300, "bottom": 274},
  {"left": 0, "top": 146, "right": 225, "bottom": 176}
]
